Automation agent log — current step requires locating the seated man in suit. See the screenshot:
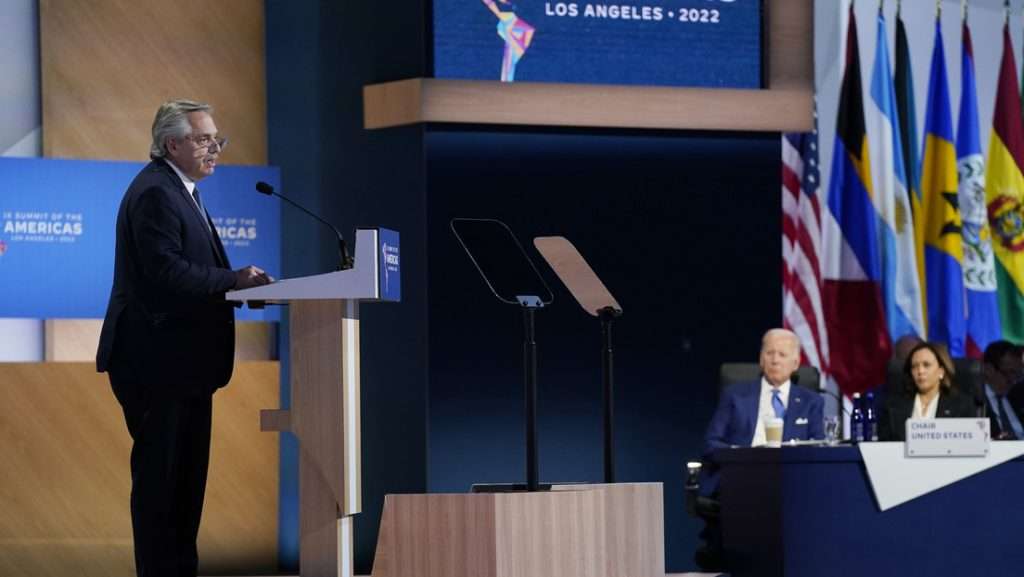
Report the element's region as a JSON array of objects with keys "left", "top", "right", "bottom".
[
  {"left": 982, "top": 340, "right": 1024, "bottom": 440},
  {"left": 693, "top": 328, "right": 824, "bottom": 571},
  {"left": 703, "top": 328, "right": 825, "bottom": 455}
]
